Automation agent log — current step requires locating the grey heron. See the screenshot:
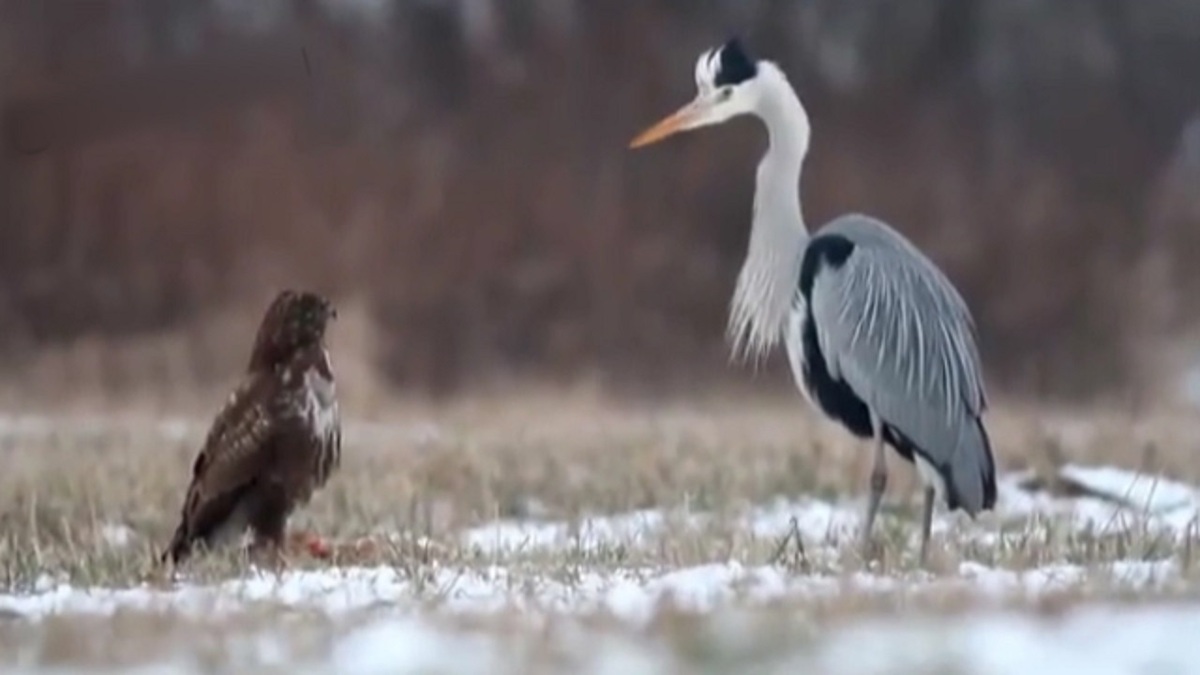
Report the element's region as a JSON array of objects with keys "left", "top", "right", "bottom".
[{"left": 629, "top": 38, "right": 996, "bottom": 564}]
